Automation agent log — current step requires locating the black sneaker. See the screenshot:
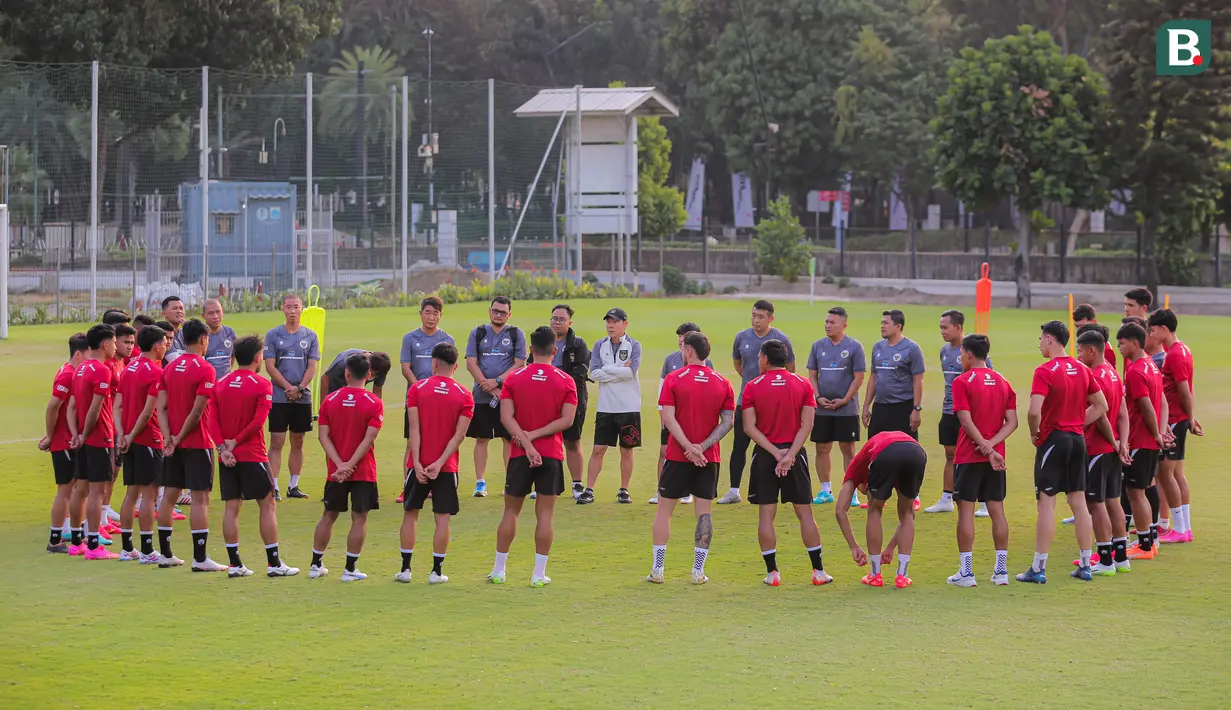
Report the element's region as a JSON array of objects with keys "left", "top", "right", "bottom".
[
  {"left": 287, "top": 486, "right": 309, "bottom": 499},
  {"left": 274, "top": 489, "right": 282, "bottom": 502},
  {"left": 571, "top": 482, "right": 585, "bottom": 500},
  {"left": 46, "top": 542, "right": 69, "bottom": 553},
  {"left": 577, "top": 489, "right": 595, "bottom": 504},
  {"left": 616, "top": 489, "right": 632, "bottom": 504}
]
